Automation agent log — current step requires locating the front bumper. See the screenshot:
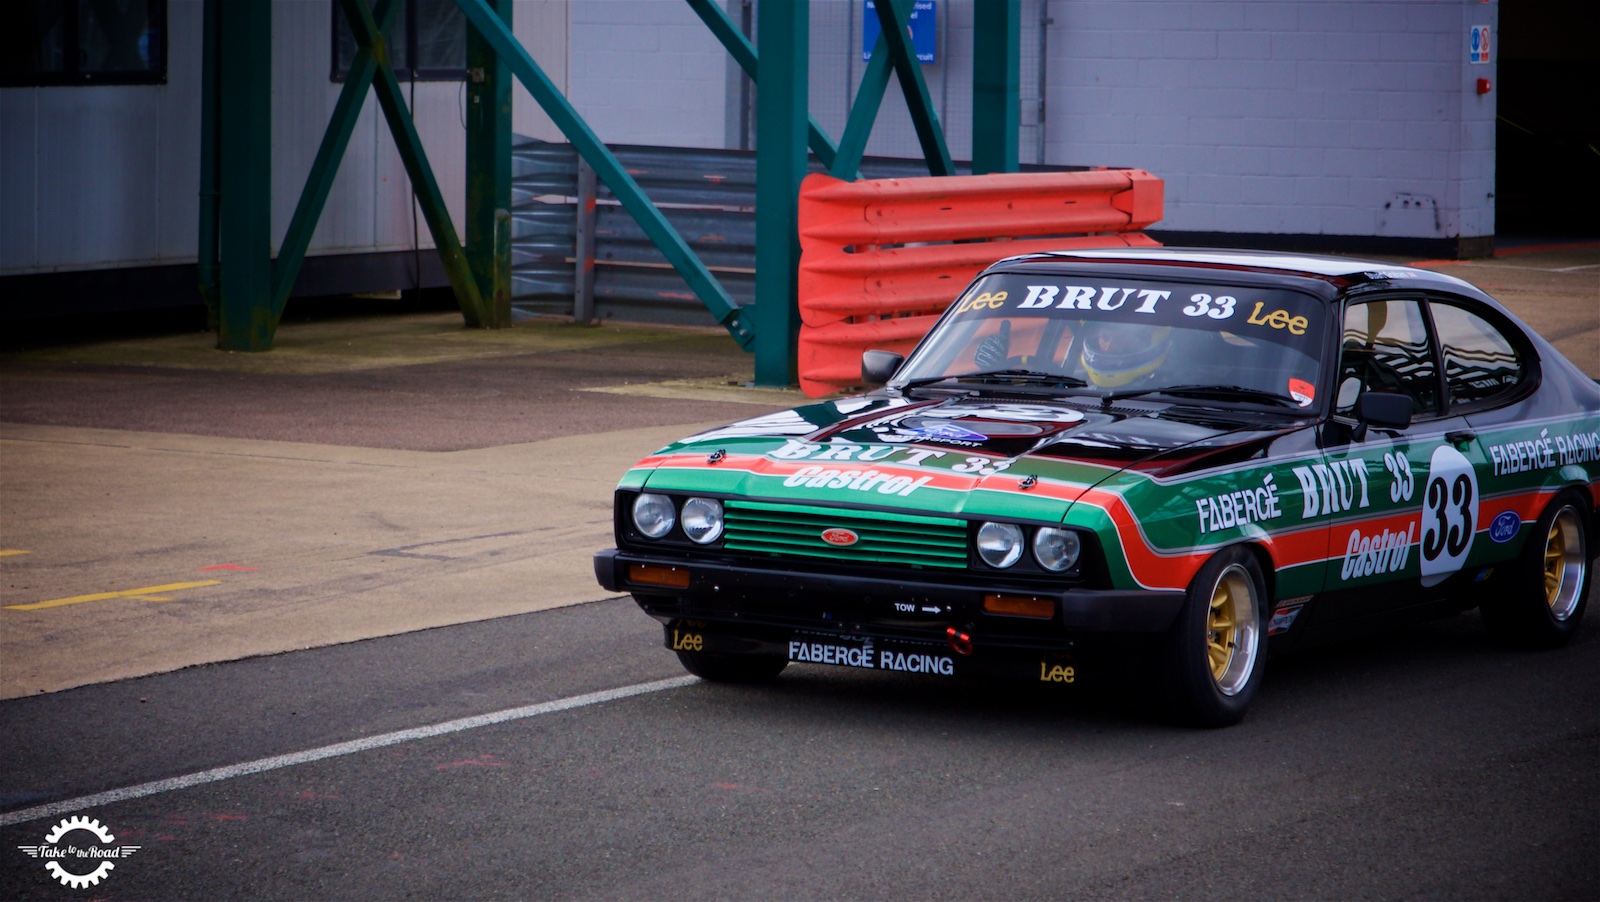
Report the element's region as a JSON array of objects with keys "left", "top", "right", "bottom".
[{"left": 595, "top": 548, "right": 1185, "bottom": 678}]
